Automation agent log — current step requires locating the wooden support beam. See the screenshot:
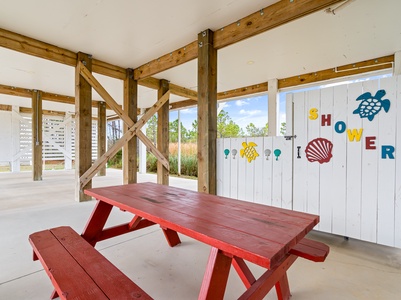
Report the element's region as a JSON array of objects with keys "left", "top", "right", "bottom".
[
  {"left": 197, "top": 29, "right": 217, "bottom": 194},
  {"left": 218, "top": 82, "right": 268, "bottom": 101},
  {"left": 278, "top": 55, "right": 394, "bottom": 89},
  {"left": 134, "top": 41, "right": 198, "bottom": 80},
  {"left": 123, "top": 69, "right": 138, "bottom": 184},
  {"left": 79, "top": 91, "right": 170, "bottom": 189},
  {"left": 170, "top": 100, "right": 198, "bottom": 110},
  {"left": 20, "top": 107, "right": 68, "bottom": 117},
  {"left": 0, "top": 28, "right": 196, "bottom": 100},
  {"left": 75, "top": 52, "right": 93, "bottom": 202},
  {"left": 0, "top": 83, "right": 103, "bottom": 108},
  {"left": 32, "top": 90, "right": 42, "bottom": 181},
  {"left": 134, "top": 0, "right": 343, "bottom": 80},
  {"left": 157, "top": 80, "right": 170, "bottom": 185},
  {"left": 78, "top": 61, "right": 168, "bottom": 172},
  {"left": 97, "top": 101, "right": 106, "bottom": 177},
  {"left": 213, "top": 0, "right": 343, "bottom": 49},
  {"left": 170, "top": 83, "right": 198, "bottom": 100},
  {"left": 0, "top": 104, "right": 11, "bottom": 111}
]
